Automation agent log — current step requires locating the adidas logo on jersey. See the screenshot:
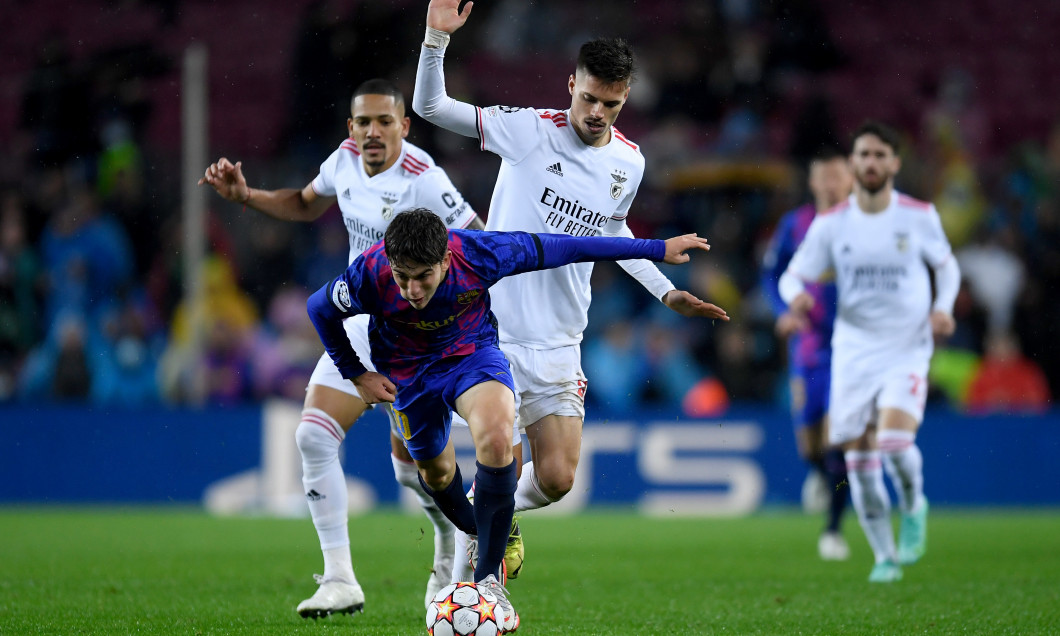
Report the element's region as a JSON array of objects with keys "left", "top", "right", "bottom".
[
  {"left": 306, "top": 489, "right": 325, "bottom": 501},
  {"left": 546, "top": 162, "right": 564, "bottom": 176},
  {"left": 342, "top": 188, "right": 352, "bottom": 200}
]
